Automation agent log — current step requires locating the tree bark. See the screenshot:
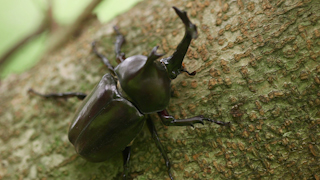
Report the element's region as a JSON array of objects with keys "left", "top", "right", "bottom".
[{"left": 0, "top": 0, "right": 319, "bottom": 179}]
